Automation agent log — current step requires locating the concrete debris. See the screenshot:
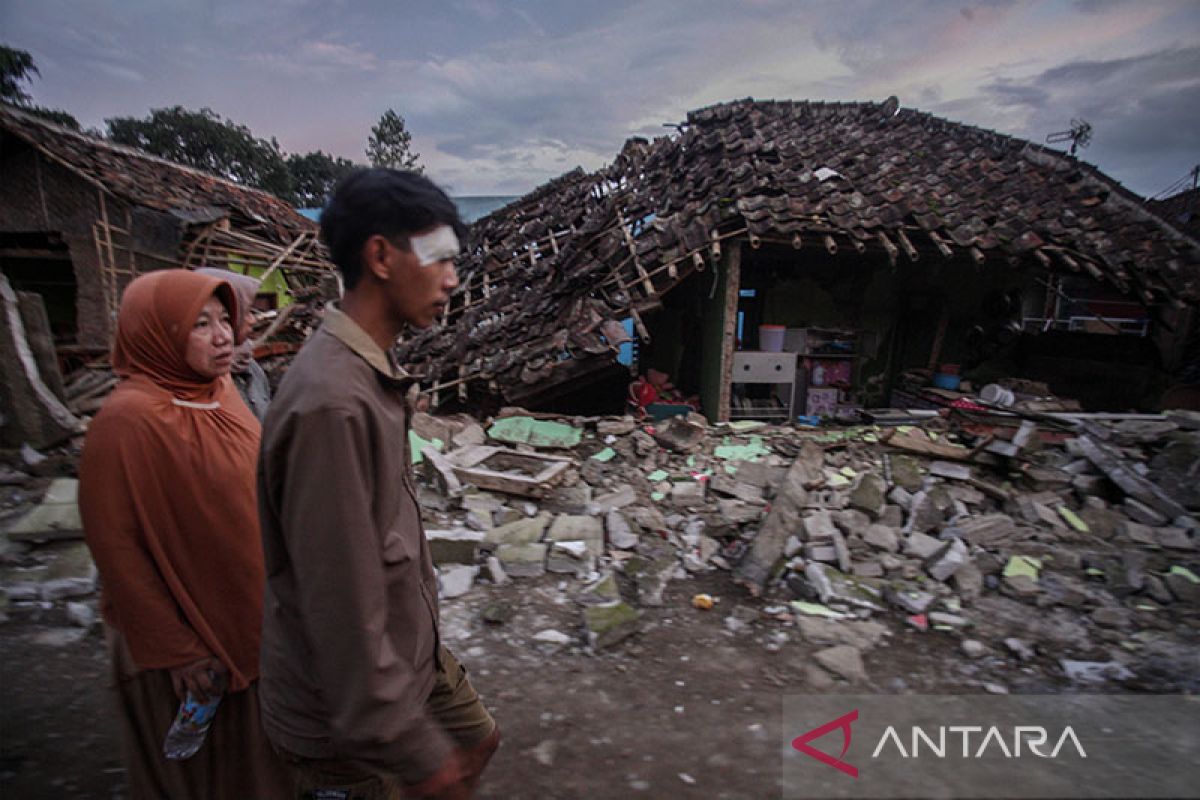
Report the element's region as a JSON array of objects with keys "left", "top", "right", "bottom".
[
  {"left": 813, "top": 645, "right": 868, "bottom": 683},
  {"left": 439, "top": 565, "right": 480, "bottom": 599}
]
